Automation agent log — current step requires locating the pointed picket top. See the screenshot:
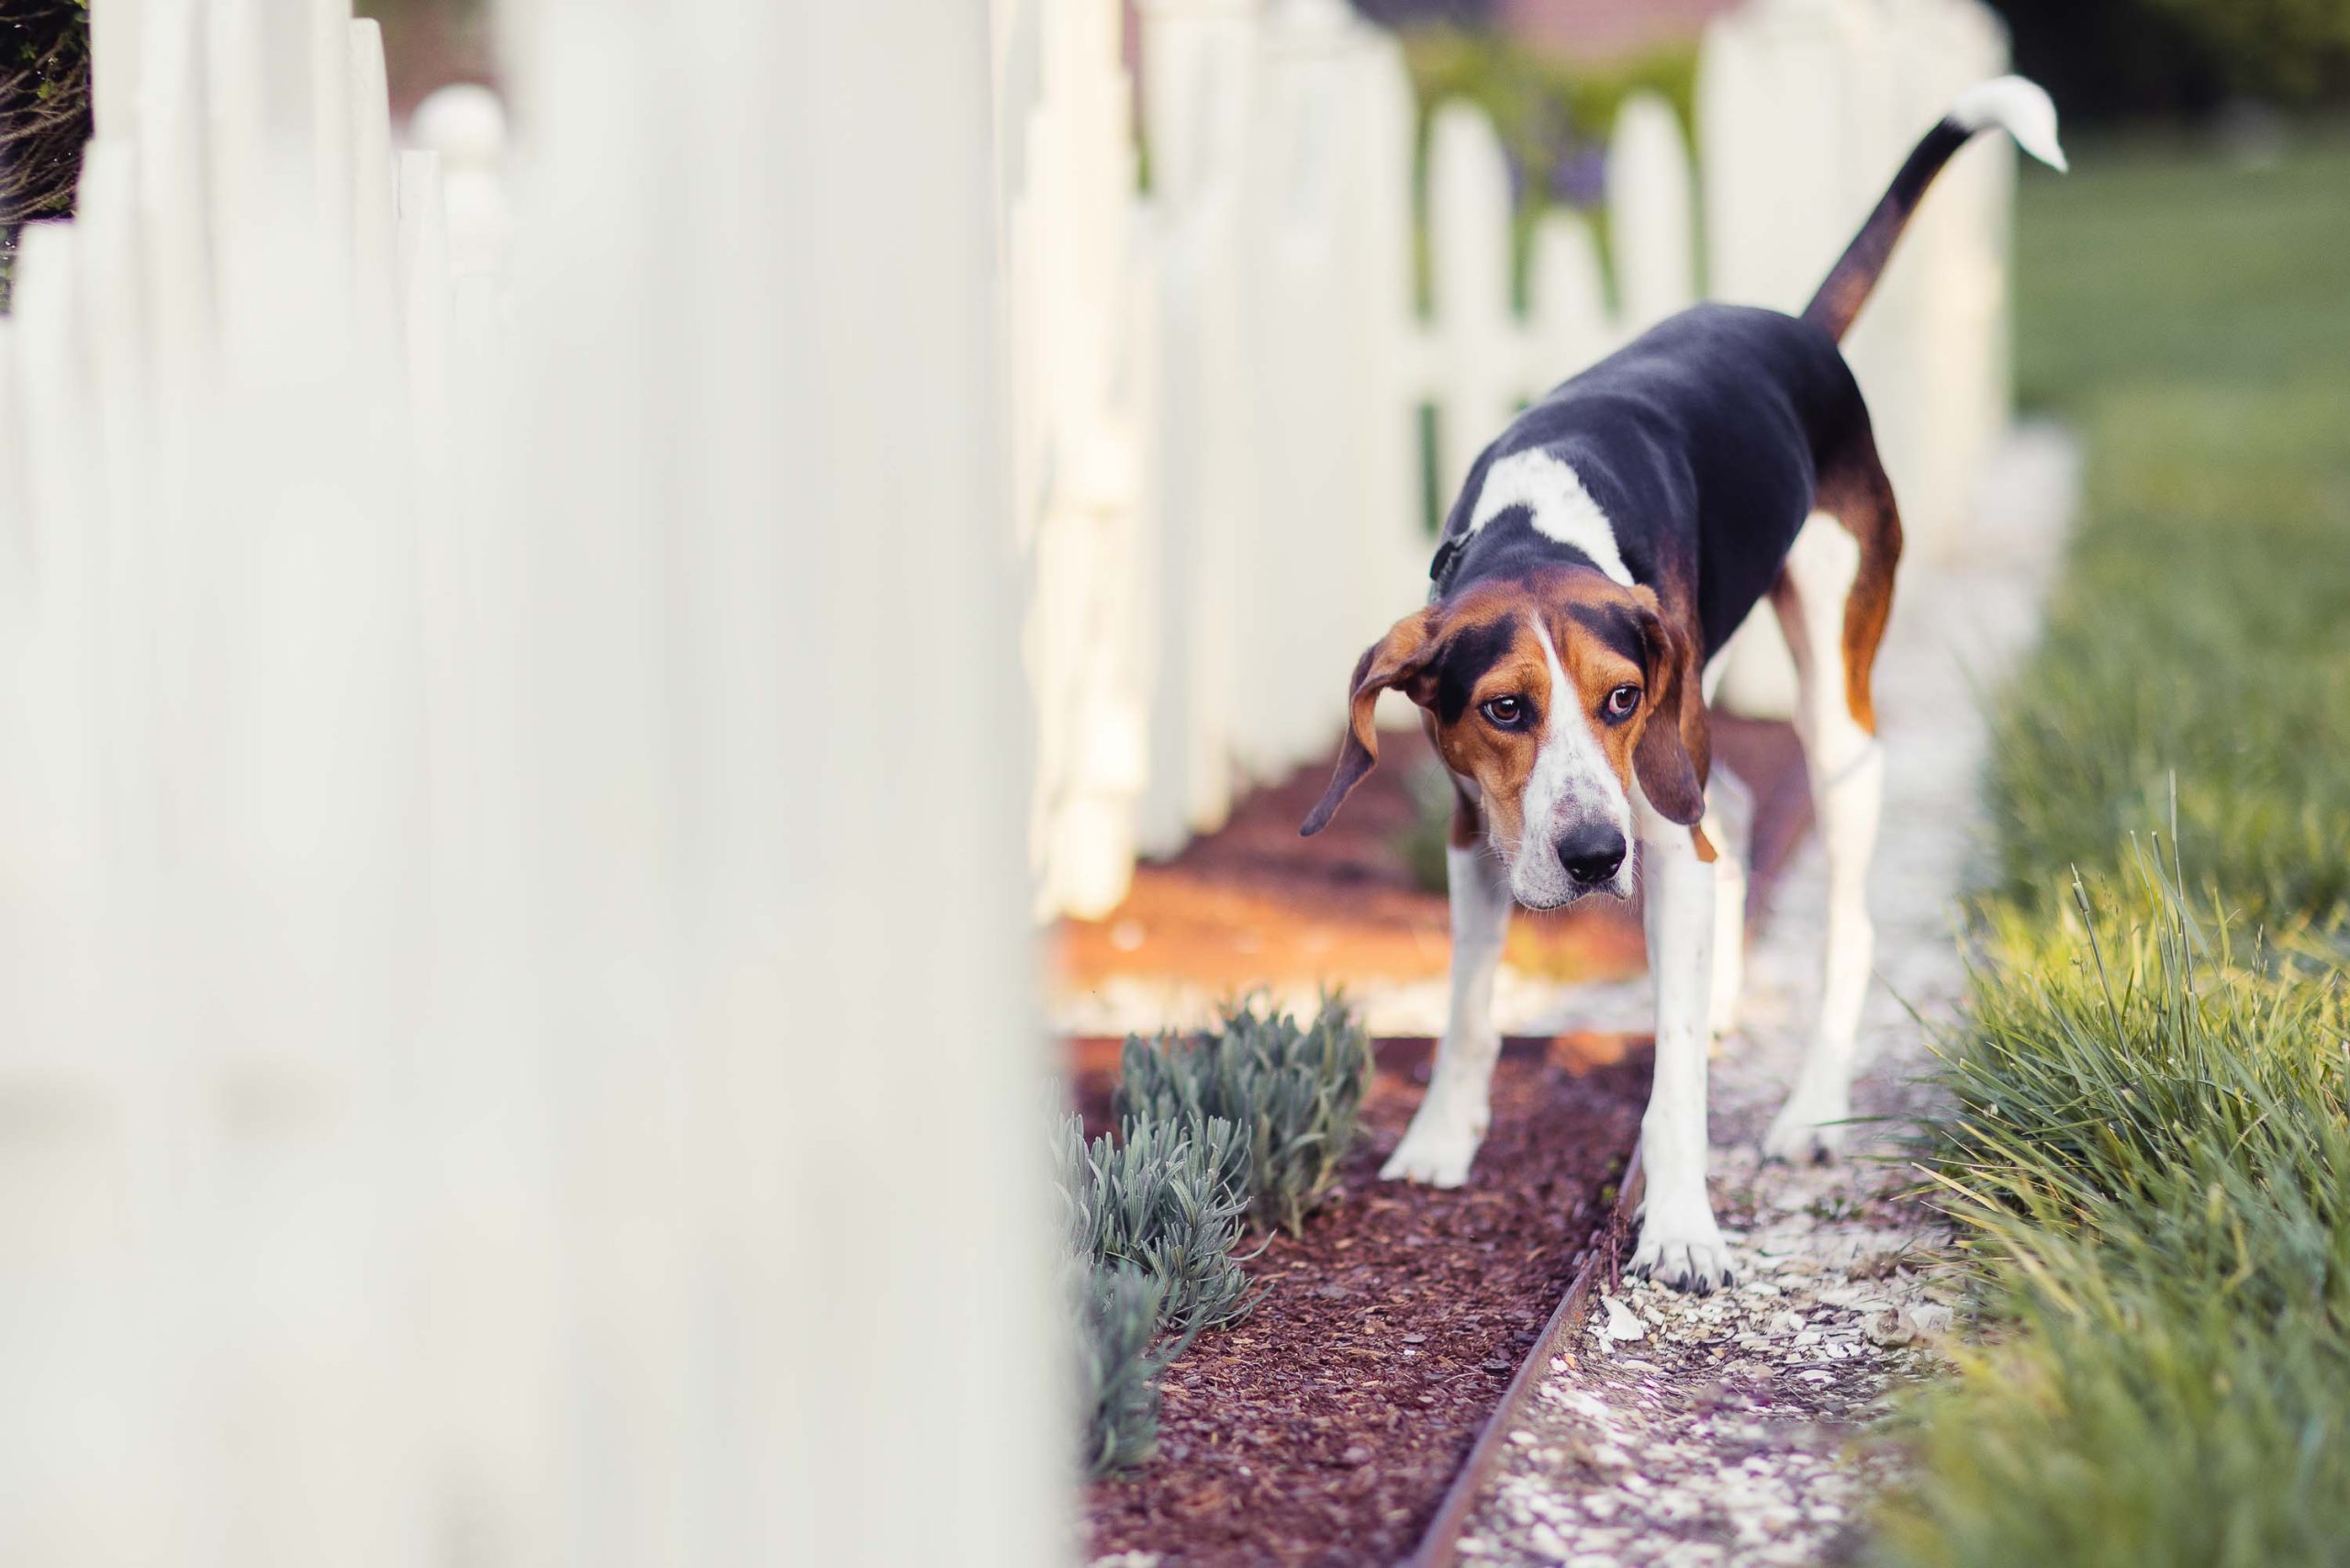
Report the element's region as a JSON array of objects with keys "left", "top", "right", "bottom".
[
  {"left": 1427, "top": 98, "right": 1514, "bottom": 332},
  {"left": 1426, "top": 98, "right": 1518, "bottom": 498},
  {"left": 1608, "top": 90, "right": 1696, "bottom": 332},
  {"left": 1527, "top": 209, "right": 1612, "bottom": 391}
]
